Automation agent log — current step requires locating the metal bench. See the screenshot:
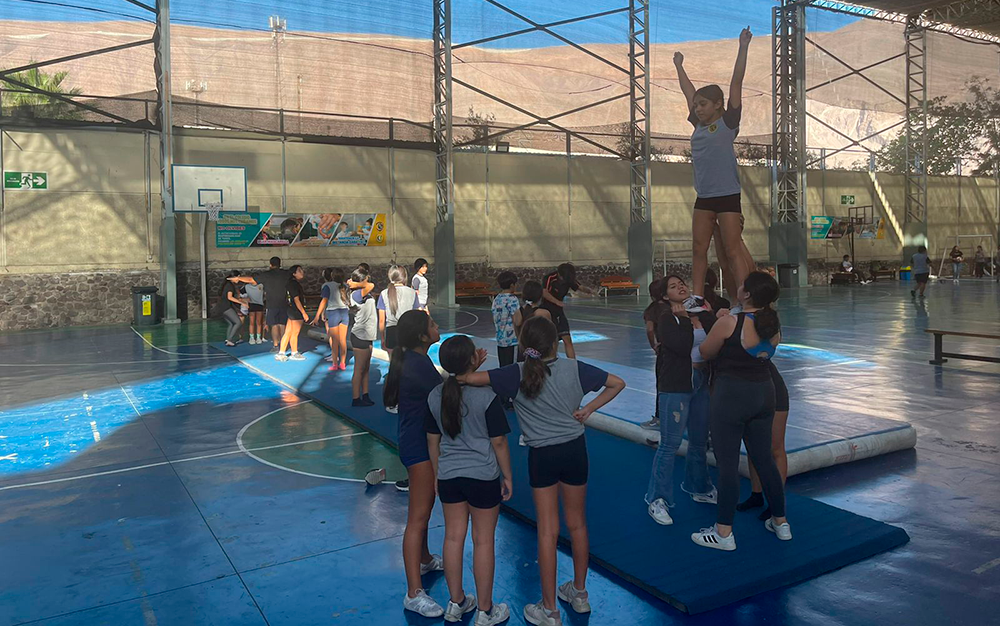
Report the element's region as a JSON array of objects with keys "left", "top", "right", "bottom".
[{"left": 926, "top": 329, "right": 1000, "bottom": 365}]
